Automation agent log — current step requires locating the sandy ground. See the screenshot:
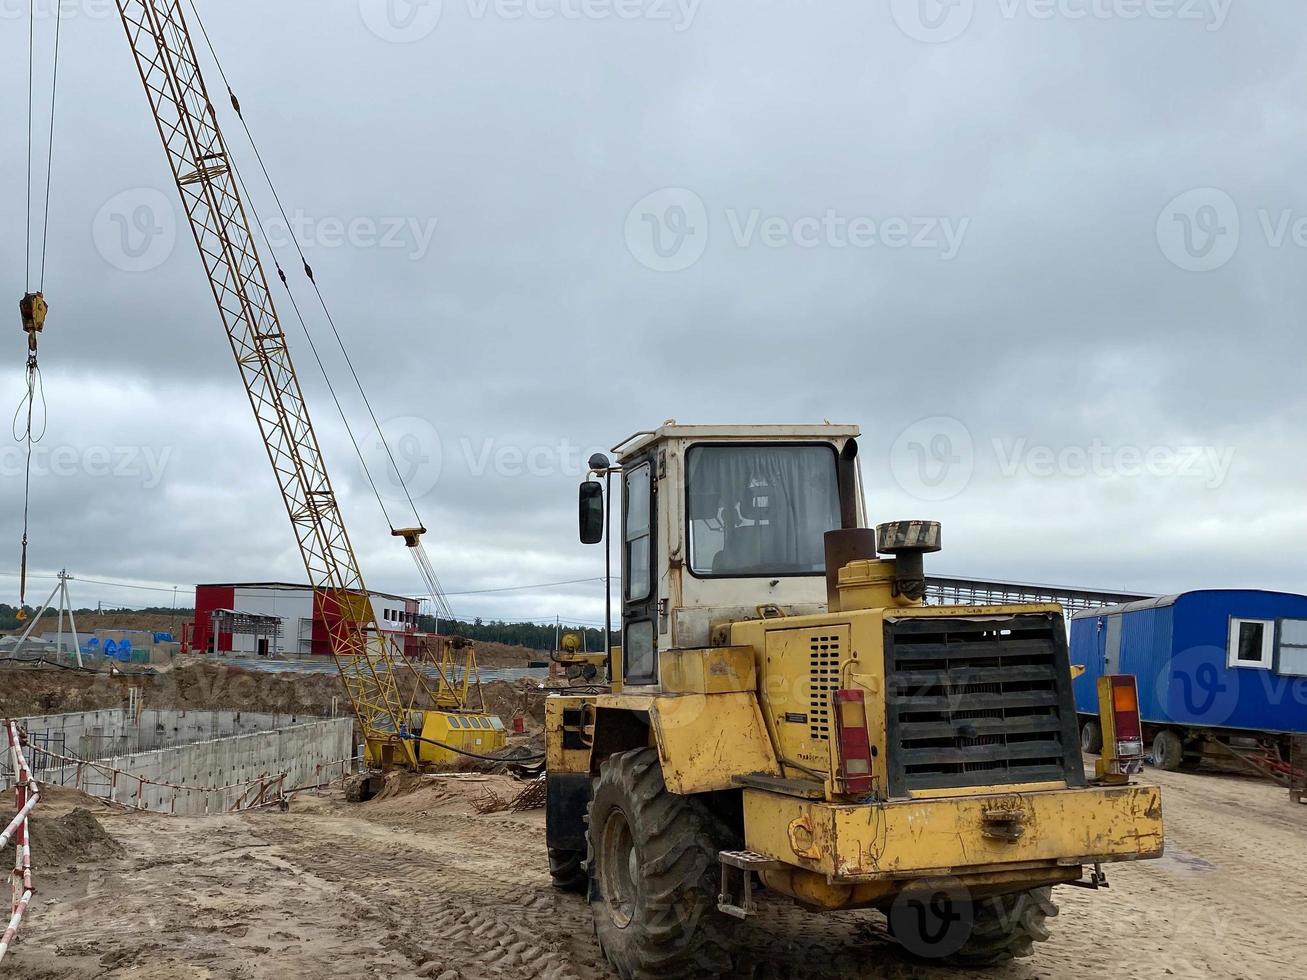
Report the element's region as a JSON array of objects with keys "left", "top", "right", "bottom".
[{"left": 5, "top": 763, "right": 1305, "bottom": 979}]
